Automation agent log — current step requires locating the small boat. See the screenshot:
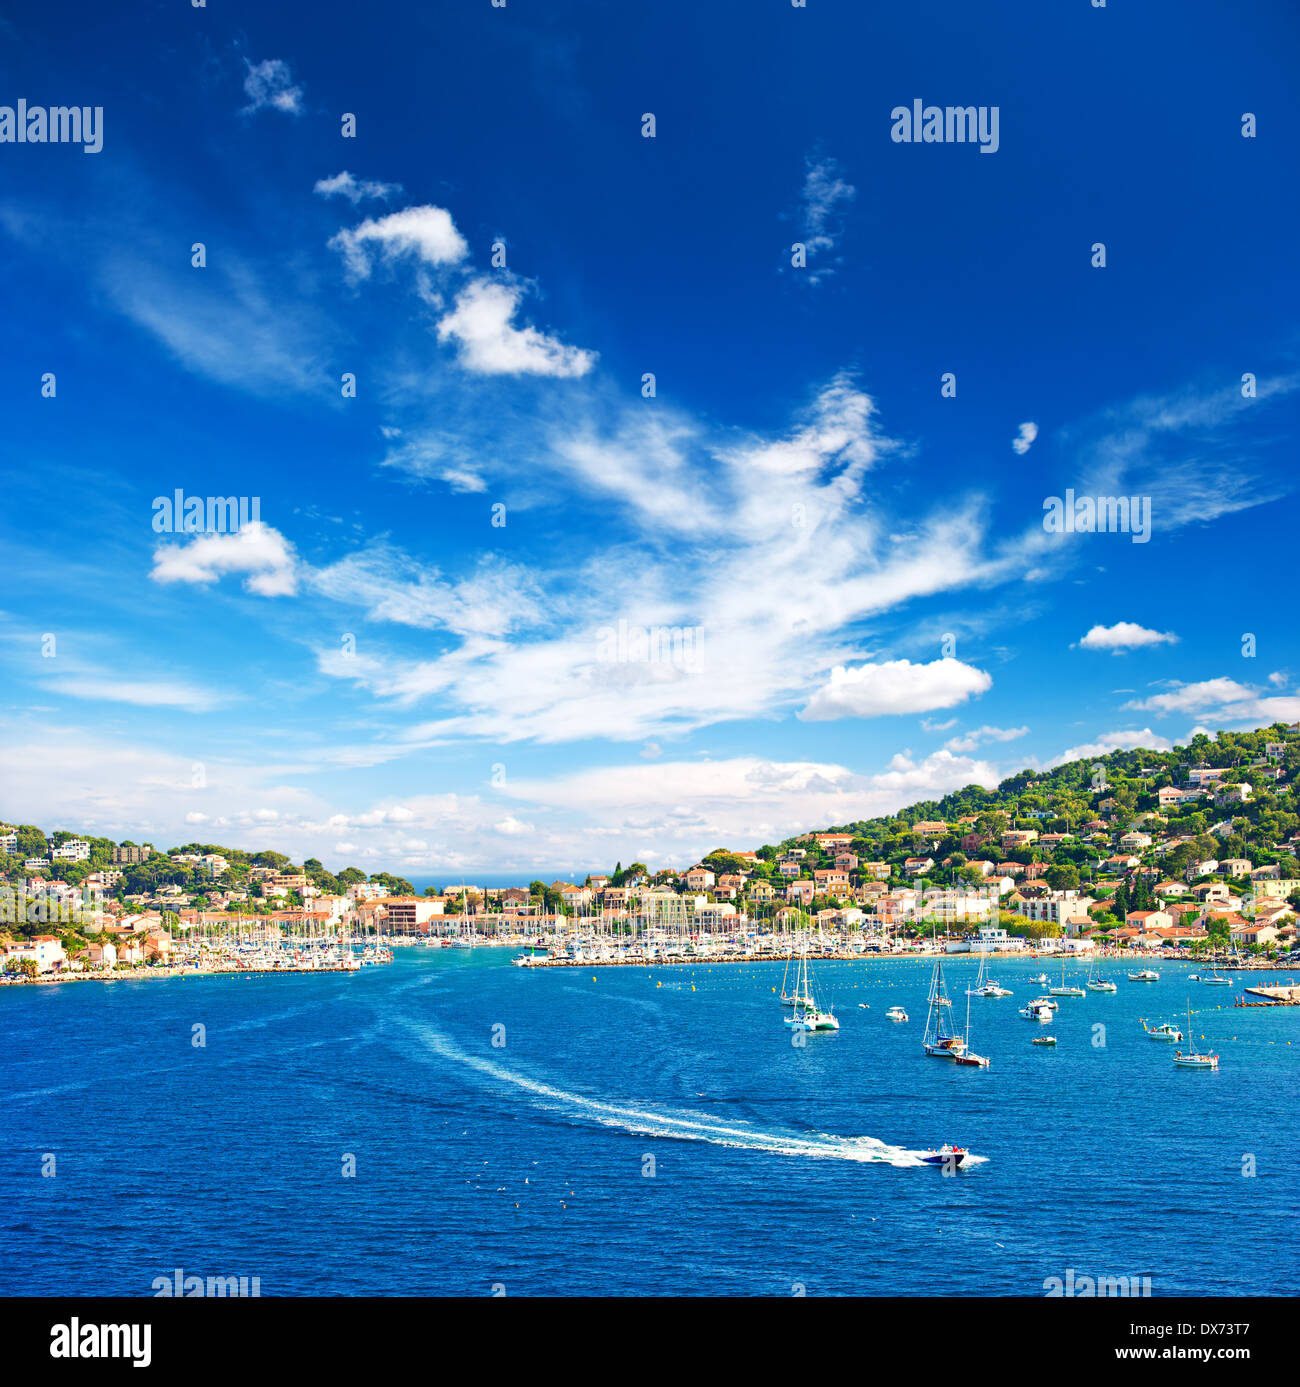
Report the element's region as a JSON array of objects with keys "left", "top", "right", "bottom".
[
  {"left": 1128, "top": 968, "right": 1160, "bottom": 981},
  {"left": 1172, "top": 1002, "right": 1218, "bottom": 1068},
  {"left": 1048, "top": 958, "right": 1085, "bottom": 997},
  {"left": 965, "top": 951, "right": 1013, "bottom": 997},
  {"left": 1019, "top": 998, "right": 1055, "bottom": 1019},
  {"left": 1086, "top": 958, "right": 1117, "bottom": 992},
  {"left": 1032, "top": 972, "right": 1049, "bottom": 985},
  {"left": 921, "top": 1145, "right": 968, "bottom": 1168},
  {"left": 1200, "top": 971, "right": 1233, "bottom": 986},
  {"left": 885, "top": 1006, "right": 908, "bottom": 1022},
  {"left": 858, "top": 1002, "right": 870, "bottom": 1009},
  {"left": 1032, "top": 1035, "right": 1057, "bottom": 1046},
  {"left": 1146, "top": 1021, "right": 1182, "bottom": 1042}
]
